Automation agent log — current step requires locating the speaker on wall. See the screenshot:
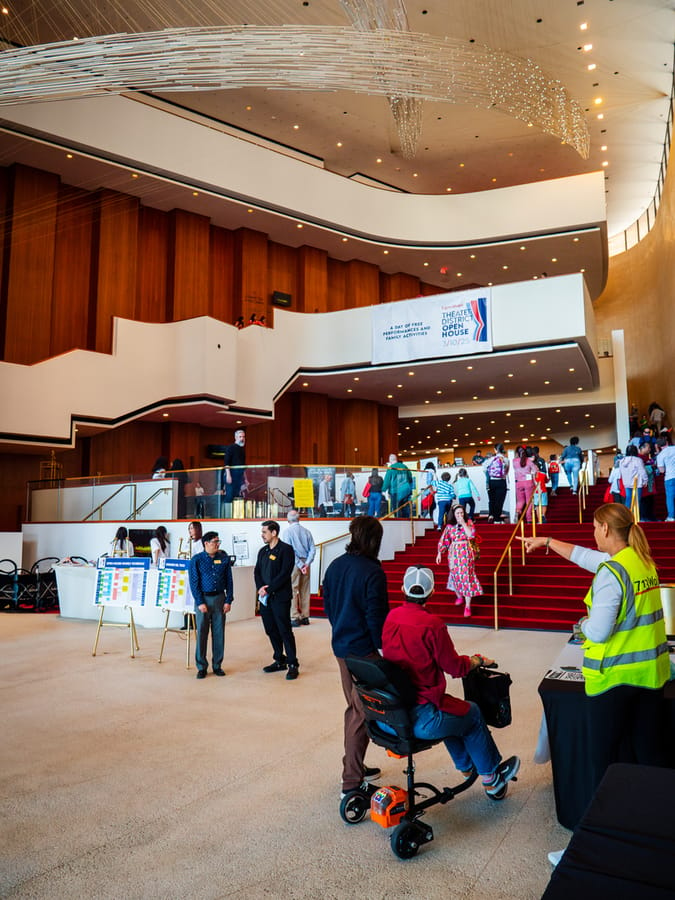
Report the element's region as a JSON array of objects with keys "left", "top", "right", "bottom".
[{"left": 271, "top": 290, "right": 292, "bottom": 308}]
